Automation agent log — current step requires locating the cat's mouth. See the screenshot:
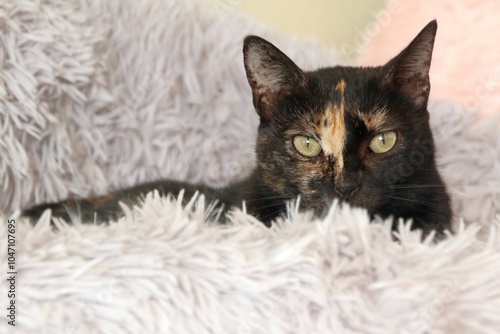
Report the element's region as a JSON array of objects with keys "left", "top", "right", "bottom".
[{"left": 308, "top": 183, "right": 388, "bottom": 214}]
